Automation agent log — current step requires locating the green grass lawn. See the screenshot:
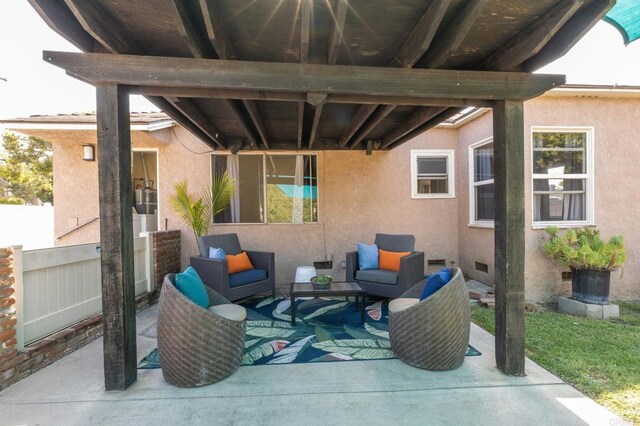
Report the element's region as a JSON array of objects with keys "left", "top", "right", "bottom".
[{"left": 472, "top": 302, "right": 640, "bottom": 425}]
